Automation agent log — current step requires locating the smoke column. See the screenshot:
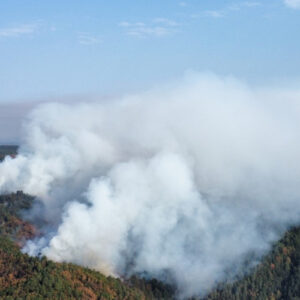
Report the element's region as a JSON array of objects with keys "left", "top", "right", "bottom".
[{"left": 0, "top": 73, "right": 300, "bottom": 297}]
